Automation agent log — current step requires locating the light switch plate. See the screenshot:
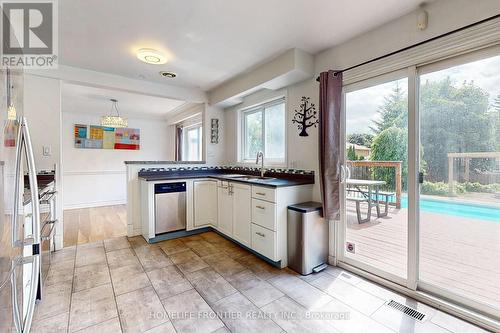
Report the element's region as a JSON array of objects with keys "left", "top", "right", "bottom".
[{"left": 43, "top": 146, "right": 51, "bottom": 156}]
